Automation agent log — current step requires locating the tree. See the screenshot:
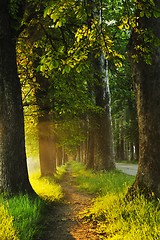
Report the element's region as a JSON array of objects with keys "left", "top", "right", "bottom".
[
  {"left": 85, "top": 0, "right": 115, "bottom": 170},
  {"left": 0, "top": 1, "right": 34, "bottom": 194},
  {"left": 87, "top": 55, "right": 115, "bottom": 170},
  {"left": 35, "top": 73, "right": 57, "bottom": 177},
  {"left": 128, "top": 0, "right": 160, "bottom": 198},
  {"left": 110, "top": 63, "right": 138, "bottom": 163},
  {"left": 42, "top": 0, "right": 116, "bottom": 170}
]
